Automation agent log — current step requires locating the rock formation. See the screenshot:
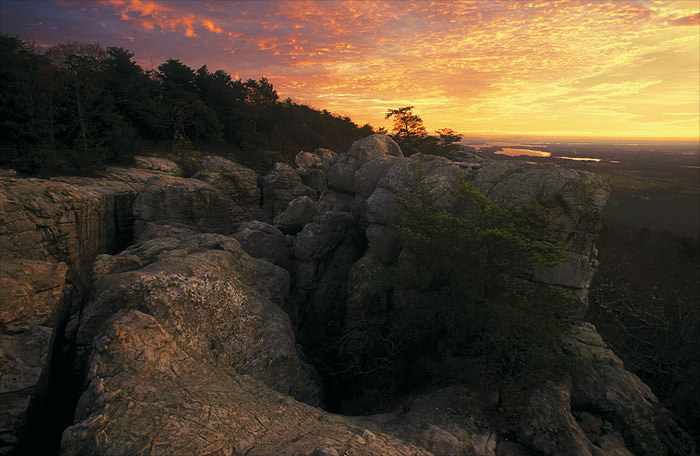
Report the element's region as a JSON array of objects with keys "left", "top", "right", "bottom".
[{"left": 0, "top": 137, "right": 695, "bottom": 456}]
